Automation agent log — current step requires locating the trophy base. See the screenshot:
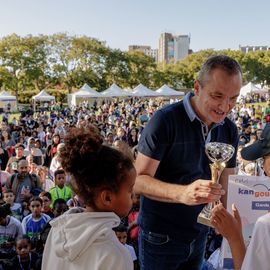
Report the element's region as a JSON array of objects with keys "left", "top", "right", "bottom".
[{"left": 197, "top": 213, "right": 214, "bottom": 228}]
